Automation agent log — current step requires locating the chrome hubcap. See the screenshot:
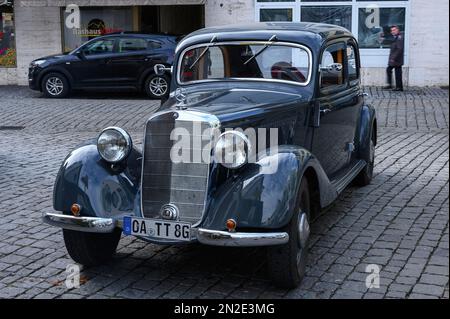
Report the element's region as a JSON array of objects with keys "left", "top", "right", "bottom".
[
  {"left": 46, "top": 77, "right": 64, "bottom": 96},
  {"left": 150, "top": 77, "right": 168, "bottom": 96}
]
